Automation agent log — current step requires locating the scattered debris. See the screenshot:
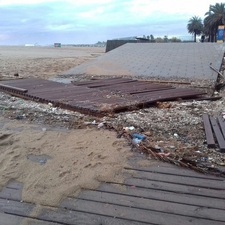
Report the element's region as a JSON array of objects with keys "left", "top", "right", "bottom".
[
  {"left": 210, "top": 64, "right": 224, "bottom": 79},
  {"left": 0, "top": 76, "right": 225, "bottom": 176},
  {"left": 155, "top": 101, "right": 172, "bottom": 109},
  {"left": 132, "top": 133, "right": 146, "bottom": 145},
  {"left": 97, "top": 122, "right": 105, "bottom": 129},
  {"left": 123, "top": 126, "right": 135, "bottom": 132},
  {"left": 210, "top": 62, "right": 225, "bottom": 92}
]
